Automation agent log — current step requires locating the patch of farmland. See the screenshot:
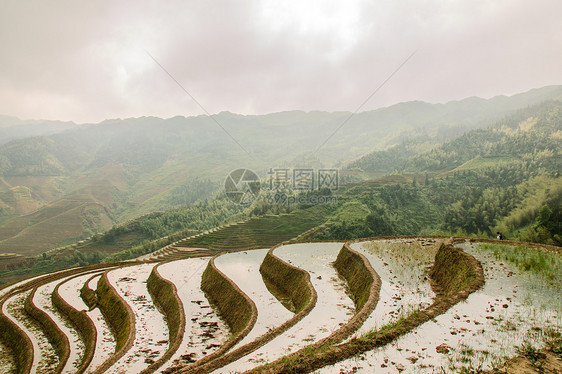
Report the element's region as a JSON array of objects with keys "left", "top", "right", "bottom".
[
  {"left": 157, "top": 257, "right": 229, "bottom": 371},
  {"left": 35, "top": 278, "right": 84, "bottom": 373},
  {"left": 58, "top": 272, "right": 116, "bottom": 373},
  {"left": 217, "top": 242, "right": 352, "bottom": 373},
  {"left": 176, "top": 206, "right": 330, "bottom": 252},
  {"left": 3, "top": 290, "right": 59, "bottom": 373},
  {"left": 0, "top": 337, "right": 15, "bottom": 373},
  {"left": 318, "top": 241, "right": 561, "bottom": 373},
  {"left": 214, "top": 248, "right": 294, "bottom": 350},
  {"left": 348, "top": 238, "right": 438, "bottom": 336},
  {"left": 106, "top": 263, "right": 169, "bottom": 373}
]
